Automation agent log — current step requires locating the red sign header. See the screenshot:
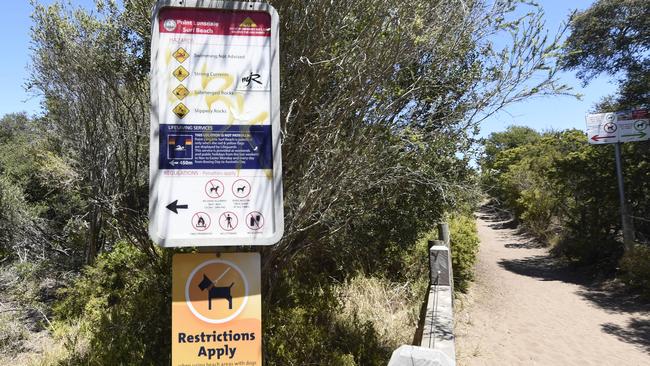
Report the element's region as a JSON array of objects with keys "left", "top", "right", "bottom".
[{"left": 159, "top": 8, "right": 271, "bottom": 37}]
